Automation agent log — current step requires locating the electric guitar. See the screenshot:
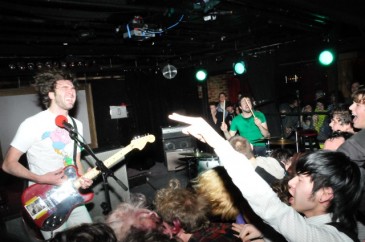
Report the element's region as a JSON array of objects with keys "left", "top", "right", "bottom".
[{"left": 21, "top": 134, "right": 155, "bottom": 231}]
